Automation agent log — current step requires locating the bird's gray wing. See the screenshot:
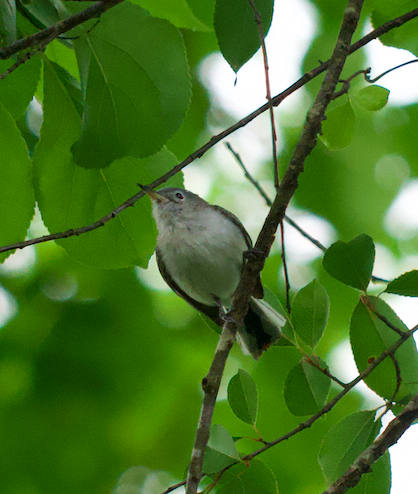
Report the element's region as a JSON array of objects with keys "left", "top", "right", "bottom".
[{"left": 212, "top": 205, "right": 264, "bottom": 299}]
